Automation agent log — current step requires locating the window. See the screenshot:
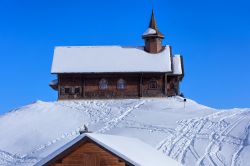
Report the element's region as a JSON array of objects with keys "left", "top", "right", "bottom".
[
  {"left": 61, "top": 86, "right": 81, "bottom": 95},
  {"left": 74, "top": 87, "right": 81, "bottom": 94},
  {"left": 99, "top": 79, "right": 108, "bottom": 90},
  {"left": 65, "top": 87, "right": 71, "bottom": 94},
  {"left": 149, "top": 78, "right": 158, "bottom": 89},
  {"left": 60, "top": 86, "right": 65, "bottom": 95},
  {"left": 117, "top": 79, "right": 126, "bottom": 90}
]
